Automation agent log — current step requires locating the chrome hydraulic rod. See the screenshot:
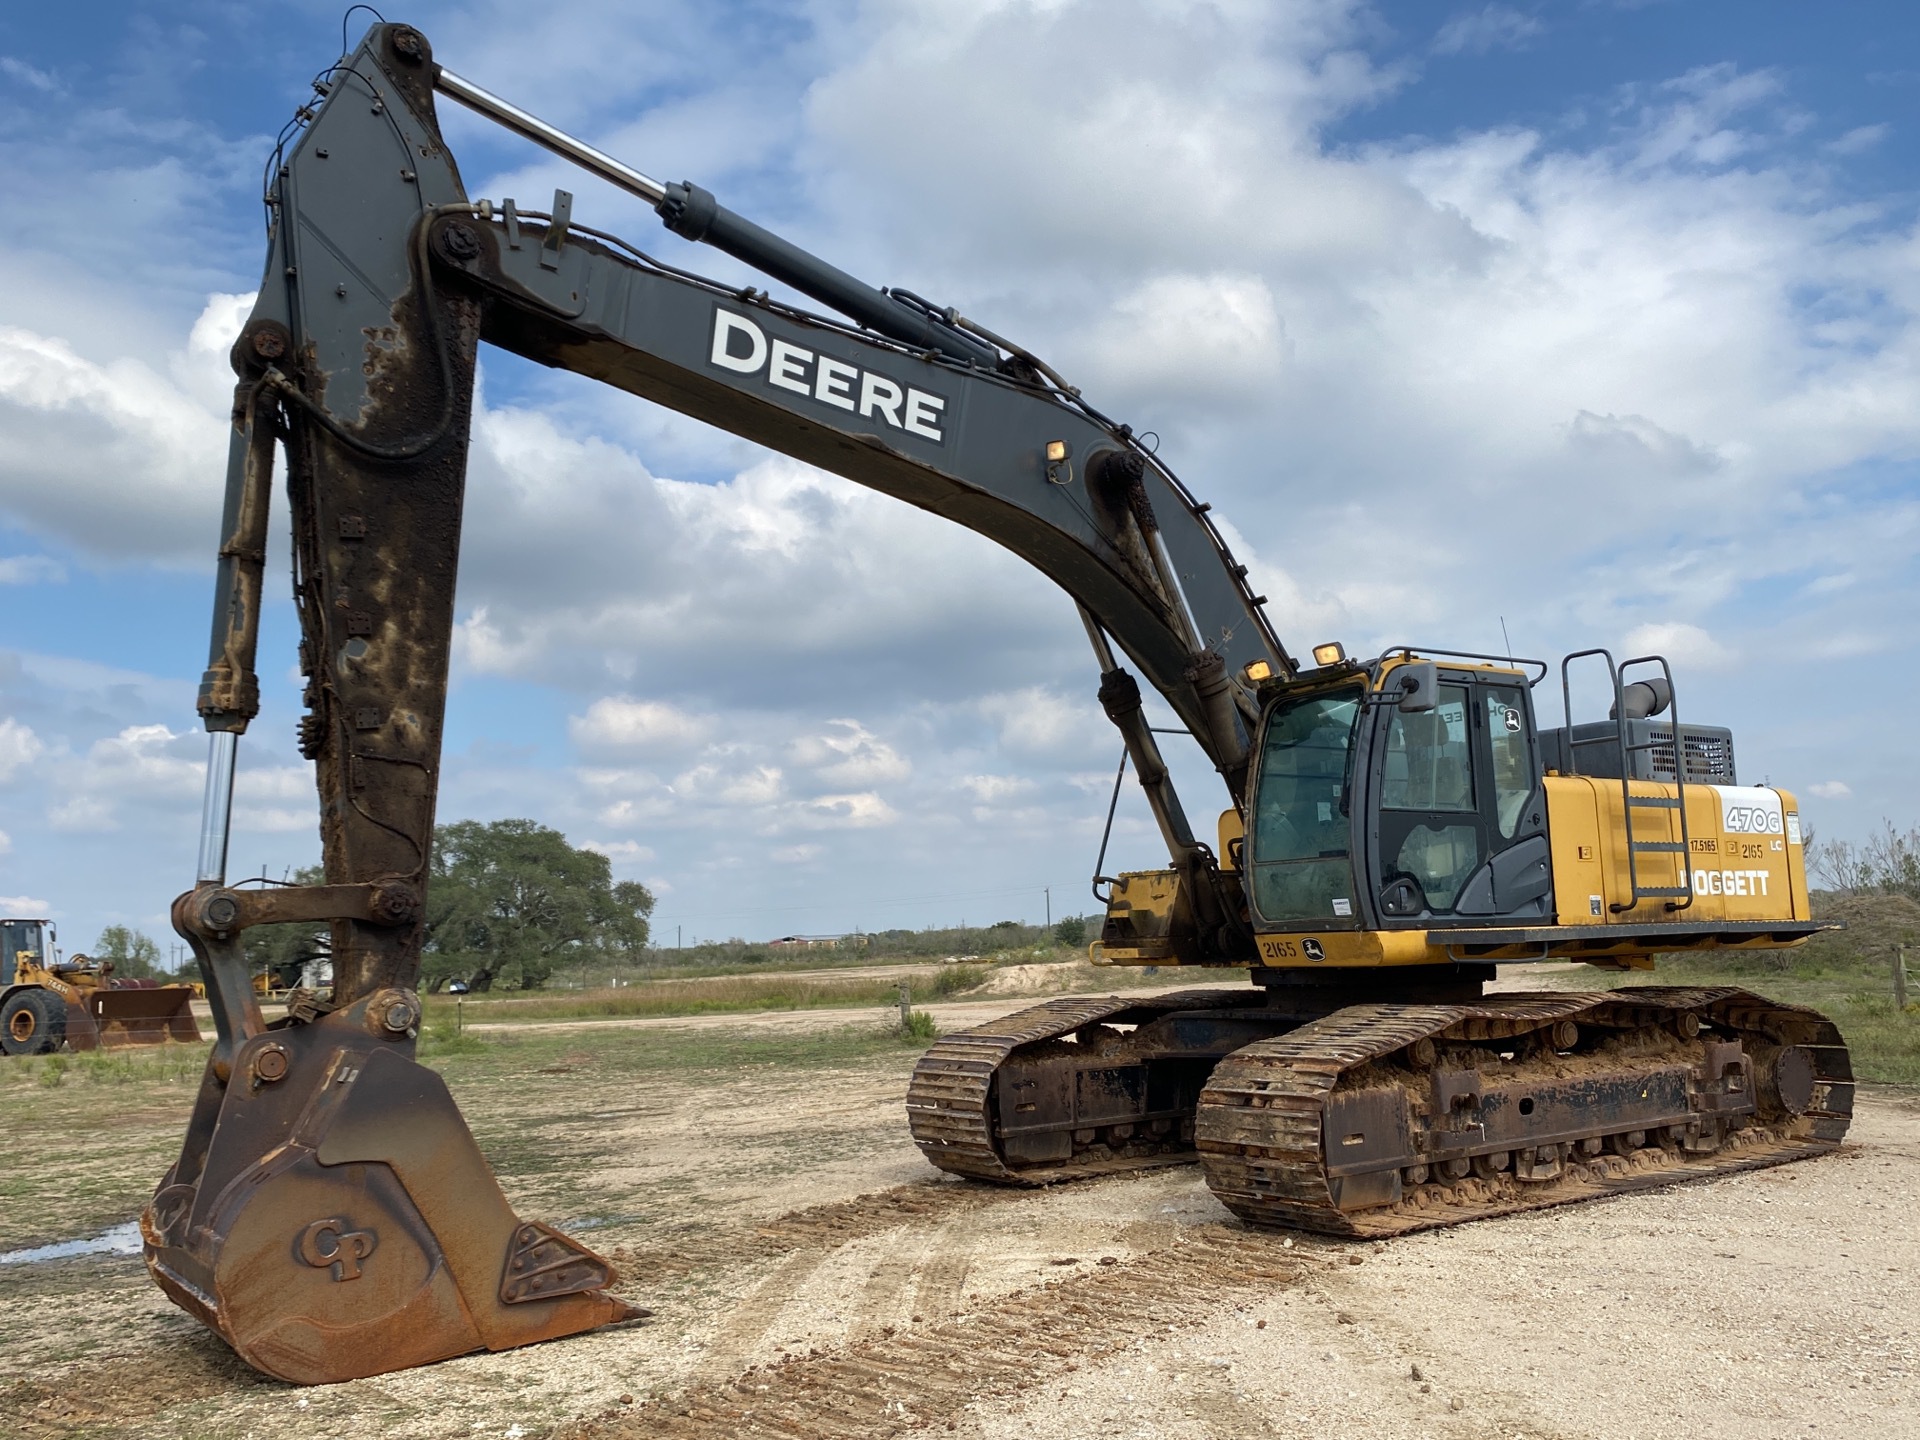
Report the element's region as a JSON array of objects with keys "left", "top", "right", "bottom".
[
  {"left": 195, "top": 731, "right": 238, "bottom": 885},
  {"left": 434, "top": 67, "right": 669, "bottom": 204},
  {"left": 433, "top": 65, "right": 998, "bottom": 365}
]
